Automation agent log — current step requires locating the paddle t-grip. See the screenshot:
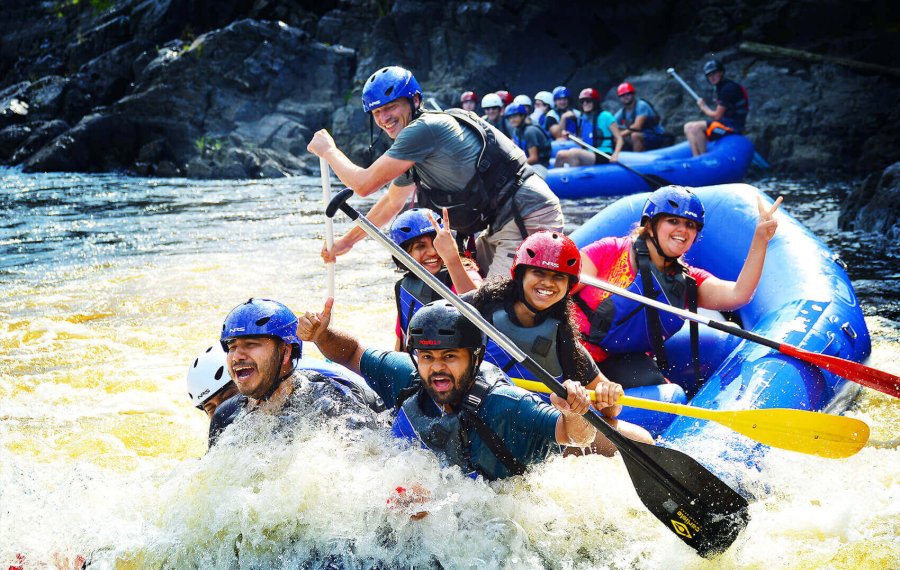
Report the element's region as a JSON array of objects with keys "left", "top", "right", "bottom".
[{"left": 326, "top": 188, "right": 356, "bottom": 219}]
